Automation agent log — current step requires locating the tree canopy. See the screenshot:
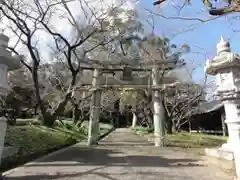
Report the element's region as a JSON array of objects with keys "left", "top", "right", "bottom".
[{"left": 153, "top": 0, "right": 240, "bottom": 15}]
